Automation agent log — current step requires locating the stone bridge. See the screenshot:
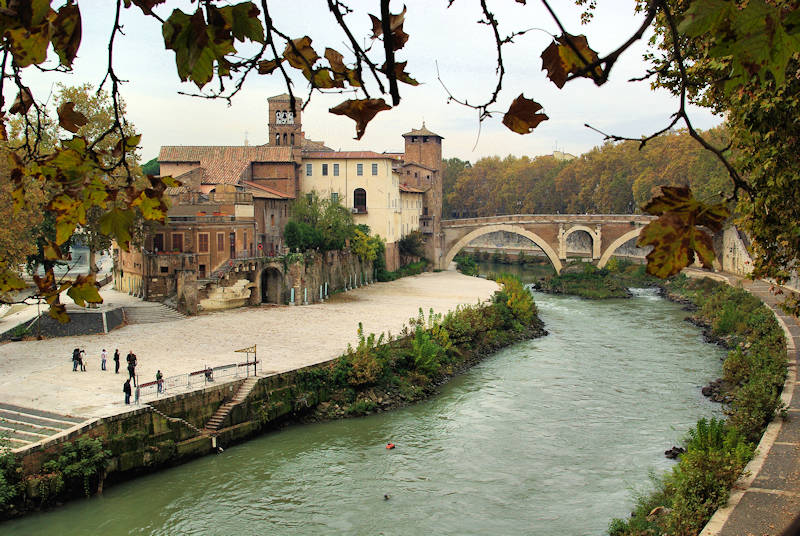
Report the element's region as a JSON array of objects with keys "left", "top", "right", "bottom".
[{"left": 439, "top": 214, "right": 657, "bottom": 272}]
